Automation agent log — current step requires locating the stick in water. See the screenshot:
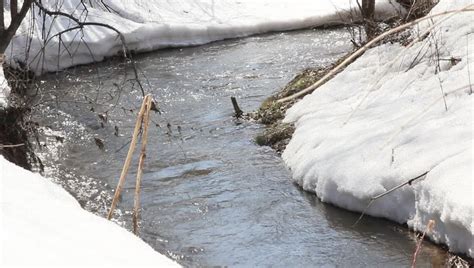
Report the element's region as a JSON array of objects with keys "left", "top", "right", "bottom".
[
  {"left": 231, "top": 96, "right": 243, "bottom": 118},
  {"left": 132, "top": 95, "right": 153, "bottom": 234},
  {"left": 107, "top": 96, "right": 149, "bottom": 220},
  {"left": 412, "top": 220, "right": 435, "bottom": 268}
]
